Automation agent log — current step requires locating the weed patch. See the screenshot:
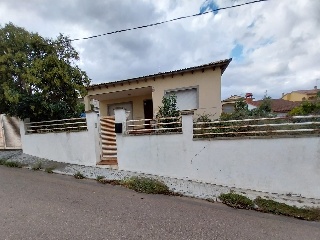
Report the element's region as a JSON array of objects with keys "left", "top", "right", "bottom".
[
  {"left": 32, "top": 161, "right": 42, "bottom": 171},
  {"left": 4, "top": 161, "right": 23, "bottom": 168},
  {"left": 0, "top": 159, "right": 6, "bottom": 165},
  {"left": 121, "top": 177, "right": 170, "bottom": 194},
  {"left": 45, "top": 166, "right": 55, "bottom": 173},
  {"left": 73, "top": 171, "right": 85, "bottom": 179},
  {"left": 219, "top": 193, "right": 254, "bottom": 209},
  {"left": 254, "top": 197, "right": 320, "bottom": 221}
]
